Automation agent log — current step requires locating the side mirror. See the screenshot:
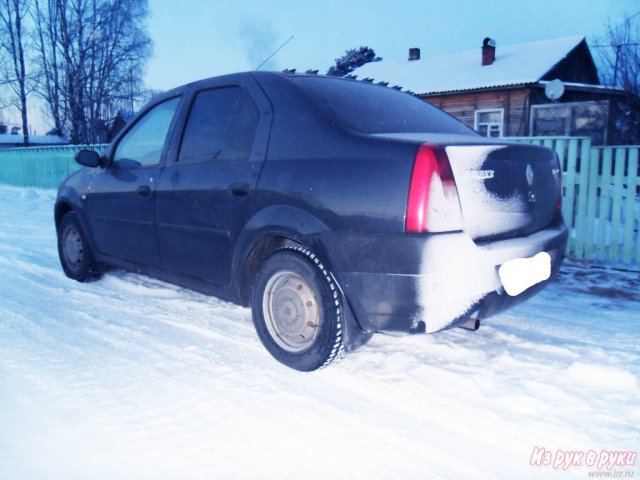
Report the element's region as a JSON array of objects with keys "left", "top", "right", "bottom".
[{"left": 75, "top": 149, "right": 104, "bottom": 168}]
